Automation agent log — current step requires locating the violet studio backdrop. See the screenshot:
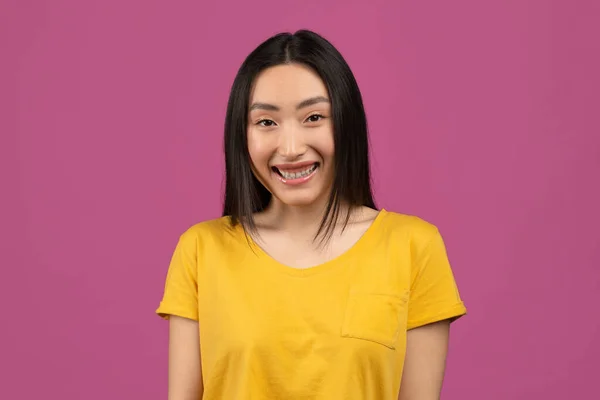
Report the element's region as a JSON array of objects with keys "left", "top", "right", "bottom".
[{"left": 1, "top": 0, "right": 599, "bottom": 399}]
